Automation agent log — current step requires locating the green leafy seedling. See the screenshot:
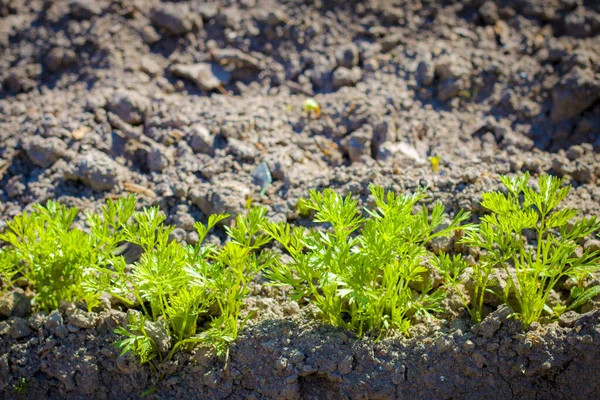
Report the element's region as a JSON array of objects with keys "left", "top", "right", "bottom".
[
  {"left": 13, "top": 377, "right": 26, "bottom": 394},
  {"left": 296, "top": 197, "right": 312, "bottom": 217},
  {"left": 91, "top": 202, "right": 276, "bottom": 368},
  {"left": 303, "top": 98, "right": 321, "bottom": 118},
  {"left": 429, "top": 155, "right": 441, "bottom": 173},
  {"left": 0, "top": 201, "right": 102, "bottom": 311},
  {"left": 263, "top": 185, "right": 472, "bottom": 338},
  {"left": 458, "top": 173, "right": 600, "bottom": 327}
]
